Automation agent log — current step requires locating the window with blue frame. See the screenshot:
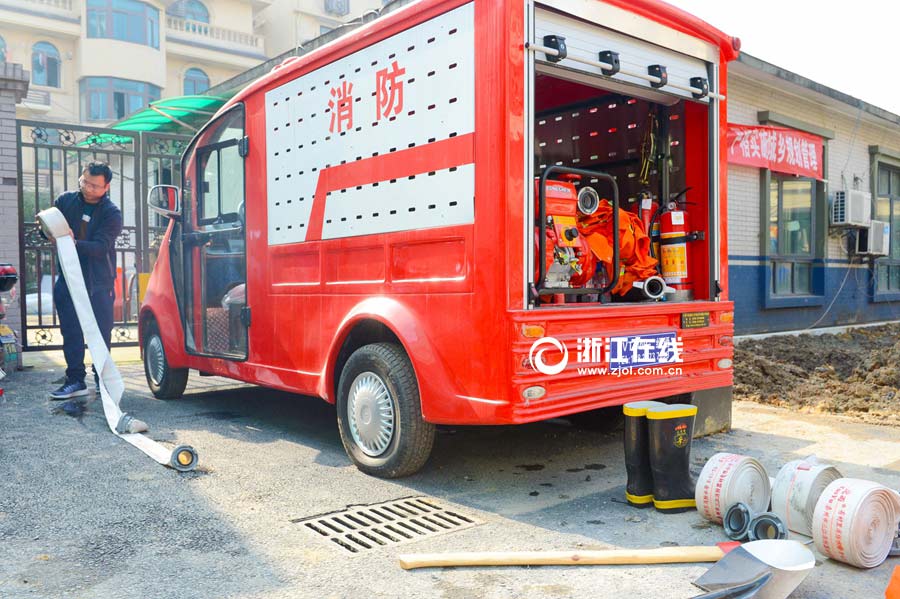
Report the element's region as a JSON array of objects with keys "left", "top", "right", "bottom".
[
  {"left": 80, "top": 77, "right": 160, "bottom": 121},
  {"left": 31, "top": 42, "right": 61, "bottom": 88},
  {"left": 0, "top": 35, "right": 7, "bottom": 63},
  {"left": 874, "top": 164, "right": 900, "bottom": 293},
  {"left": 167, "top": 0, "right": 210, "bottom": 22},
  {"left": 87, "top": 0, "right": 160, "bottom": 49},
  {"left": 183, "top": 68, "right": 209, "bottom": 95},
  {"left": 768, "top": 176, "right": 816, "bottom": 295}
]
